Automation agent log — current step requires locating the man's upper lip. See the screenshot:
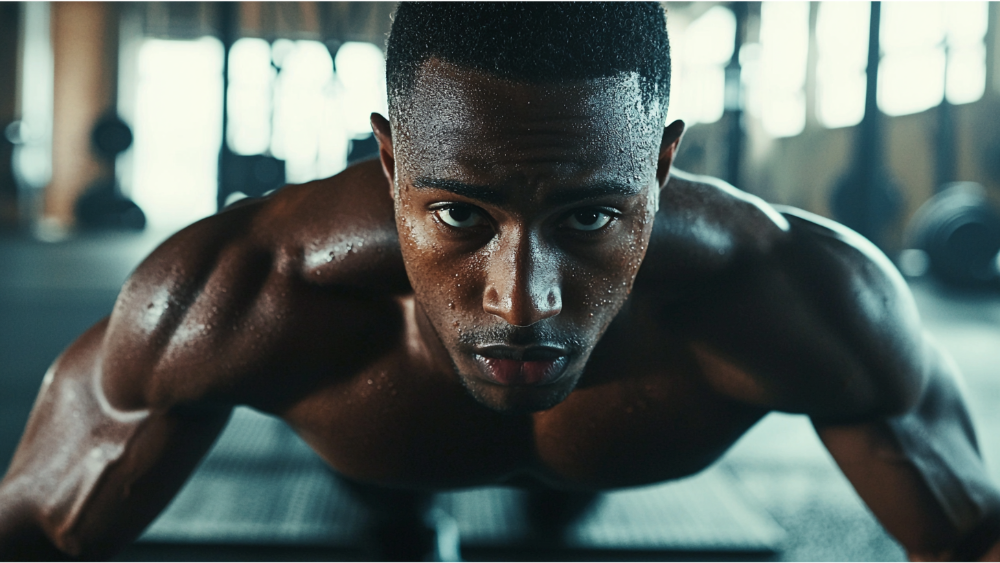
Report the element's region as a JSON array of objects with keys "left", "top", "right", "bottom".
[{"left": 473, "top": 345, "right": 568, "bottom": 362}]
